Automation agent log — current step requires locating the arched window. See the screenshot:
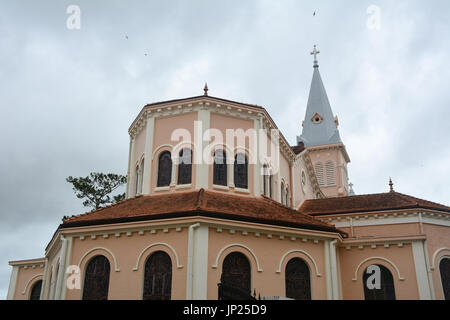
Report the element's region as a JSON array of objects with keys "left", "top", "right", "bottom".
[
  {"left": 285, "top": 258, "right": 311, "bottom": 300},
  {"left": 53, "top": 262, "right": 60, "bottom": 300},
  {"left": 439, "top": 258, "right": 450, "bottom": 300},
  {"left": 286, "top": 188, "right": 290, "bottom": 207},
  {"left": 325, "top": 161, "right": 335, "bottom": 186},
  {"left": 234, "top": 153, "right": 248, "bottom": 189},
  {"left": 221, "top": 252, "right": 251, "bottom": 296},
  {"left": 315, "top": 162, "right": 324, "bottom": 186},
  {"left": 29, "top": 280, "right": 42, "bottom": 300},
  {"left": 263, "top": 165, "right": 268, "bottom": 196},
  {"left": 281, "top": 182, "right": 286, "bottom": 205},
  {"left": 139, "top": 159, "right": 144, "bottom": 194},
  {"left": 269, "top": 174, "right": 273, "bottom": 198},
  {"left": 135, "top": 165, "right": 140, "bottom": 195},
  {"left": 143, "top": 251, "right": 172, "bottom": 300},
  {"left": 82, "top": 255, "right": 110, "bottom": 300},
  {"left": 157, "top": 151, "right": 172, "bottom": 187},
  {"left": 213, "top": 149, "right": 227, "bottom": 186},
  {"left": 362, "top": 264, "right": 396, "bottom": 300},
  {"left": 178, "top": 148, "right": 192, "bottom": 185}
]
